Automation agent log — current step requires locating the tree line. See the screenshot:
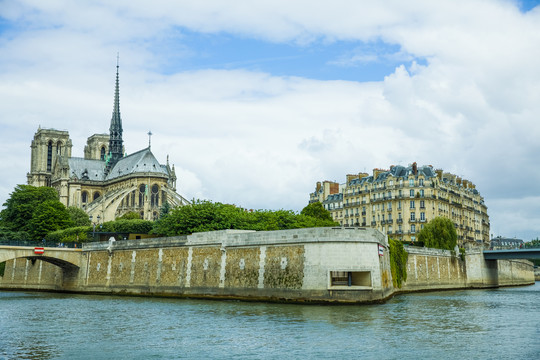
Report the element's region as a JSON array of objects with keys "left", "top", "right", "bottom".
[{"left": 0, "top": 185, "right": 338, "bottom": 243}]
